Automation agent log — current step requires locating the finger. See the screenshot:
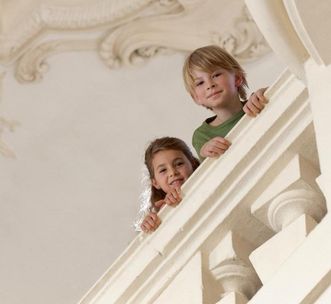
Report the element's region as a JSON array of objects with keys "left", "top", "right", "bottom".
[
  {"left": 165, "top": 193, "right": 178, "bottom": 205},
  {"left": 207, "top": 148, "right": 224, "bottom": 156},
  {"left": 154, "top": 216, "right": 161, "bottom": 227},
  {"left": 243, "top": 103, "right": 257, "bottom": 117},
  {"left": 154, "top": 199, "right": 165, "bottom": 209},
  {"left": 141, "top": 223, "right": 147, "bottom": 232},
  {"left": 212, "top": 137, "right": 231, "bottom": 146},
  {"left": 256, "top": 88, "right": 269, "bottom": 103},
  {"left": 207, "top": 143, "right": 230, "bottom": 155},
  {"left": 213, "top": 141, "right": 231, "bottom": 150},
  {"left": 167, "top": 188, "right": 182, "bottom": 205},
  {"left": 246, "top": 92, "right": 265, "bottom": 116},
  {"left": 170, "top": 187, "right": 181, "bottom": 200},
  {"left": 201, "top": 138, "right": 230, "bottom": 157},
  {"left": 204, "top": 147, "right": 223, "bottom": 157},
  {"left": 255, "top": 92, "right": 268, "bottom": 104},
  {"left": 143, "top": 214, "right": 160, "bottom": 232},
  {"left": 246, "top": 101, "right": 262, "bottom": 115},
  {"left": 174, "top": 187, "right": 182, "bottom": 200},
  {"left": 145, "top": 216, "right": 156, "bottom": 229},
  {"left": 206, "top": 152, "right": 218, "bottom": 158},
  {"left": 141, "top": 221, "right": 153, "bottom": 233},
  {"left": 251, "top": 97, "right": 265, "bottom": 110},
  {"left": 206, "top": 149, "right": 224, "bottom": 158},
  {"left": 205, "top": 141, "right": 231, "bottom": 154},
  {"left": 247, "top": 94, "right": 264, "bottom": 110},
  {"left": 150, "top": 211, "right": 159, "bottom": 220},
  {"left": 171, "top": 188, "right": 182, "bottom": 204}
]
